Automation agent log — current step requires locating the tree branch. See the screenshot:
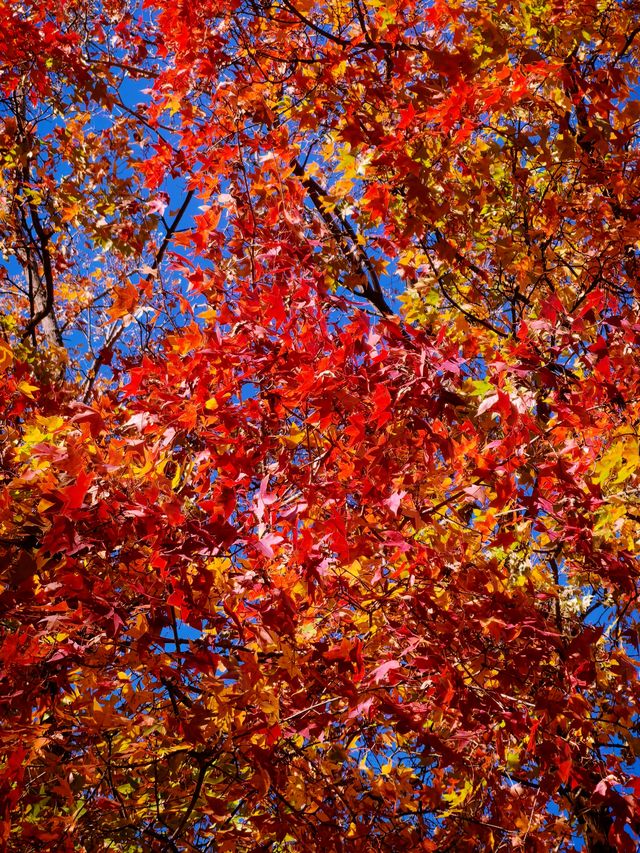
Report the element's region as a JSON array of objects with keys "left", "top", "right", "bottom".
[
  {"left": 82, "top": 188, "right": 195, "bottom": 402},
  {"left": 20, "top": 199, "right": 57, "bottom": 343},
  {"left": 170, "top": 758, "right": 209, "bottom": 840},
  {"left": 293, "top": 160, "right": 393, "bottom": 315},
  {"left": 279, "top": 0, "right": 351, "bottom": 46}
]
